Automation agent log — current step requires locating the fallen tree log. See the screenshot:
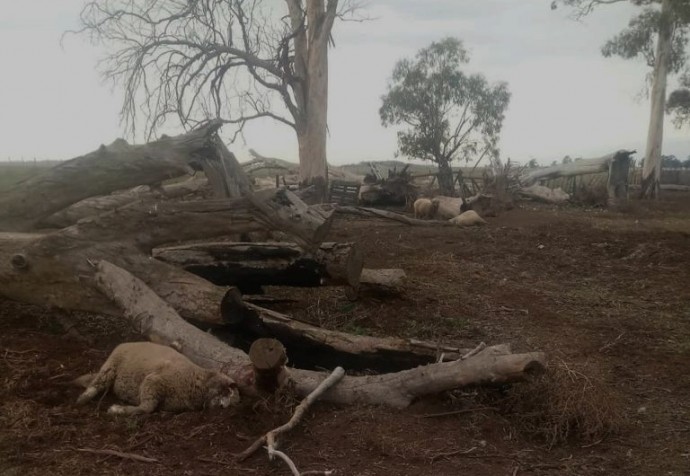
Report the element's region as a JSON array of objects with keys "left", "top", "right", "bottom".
[
  {"left": 521, "top": 150, "right": 635, "bottom": 186},
  {"left": 0, "top": 121, "right": 235, "bottom": 232},
  {"left": 242, "top": 149, "right": 294, "bottom": 174},
  {"left": 518, "top": 150, "right": 636, "bottom": 205},
  {"left": 41, "top": 177, "right": 210, "bottom": 228},
  {"left": 201, "top": 138, "right": 253, "bottom": 199},
  {"left": 95, "top": 259, "right": 547, "bottom": 408},
  {"left": 247, "top": 190, "right": 334, "bottom": 252},
  {"left": 519, "top": 185, "right": 570, "bottom": 204},
  {"left": 359, "top": 268, "right": 406, "bottom": 294},
  {"left": 152, "top": 241, "right": 363, "bottom": 292},
  {"left": 237, "top": 303, "right": 475, "bottom": 372}
]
